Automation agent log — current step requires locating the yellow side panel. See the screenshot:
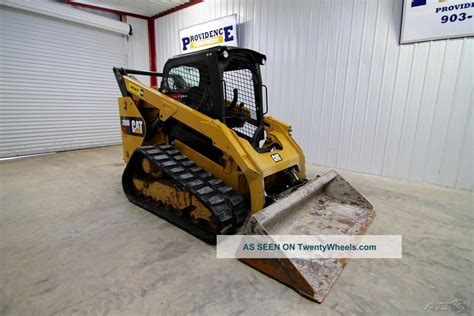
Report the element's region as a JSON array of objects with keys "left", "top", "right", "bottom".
[{"left": 118, "top": 97, "right": 145, "bottom": 162}]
